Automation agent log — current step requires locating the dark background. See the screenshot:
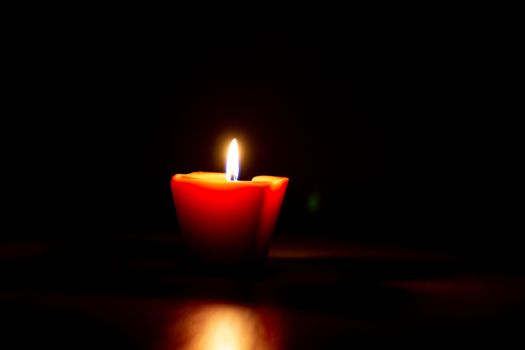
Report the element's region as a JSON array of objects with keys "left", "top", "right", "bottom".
[
  {"left": 2, "top": 9, "right": 523, "bottom": 349},
  {"left": 3, "top": 8, "right": 515, "bottom": 262}
]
